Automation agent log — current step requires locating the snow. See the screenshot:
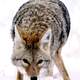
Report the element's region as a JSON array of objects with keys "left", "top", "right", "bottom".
[{"left": 0, "top": 0, "right": 80, "bottom": 80}]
